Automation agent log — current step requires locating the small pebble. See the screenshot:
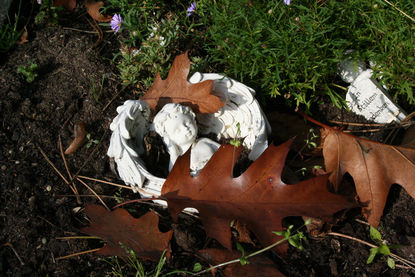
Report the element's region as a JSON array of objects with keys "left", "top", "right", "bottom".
[
  {"left": 1, "top": 165, "right": 6, "bottom": 171},
  {"left": 41, "top": 238, "right": 47, "bottom": 245},
  {"left": 28, "top": 196, "right": 36, "bottom": 210},
  {"left": 46, "top": 185, "right": 52, "bottom": 192}
]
